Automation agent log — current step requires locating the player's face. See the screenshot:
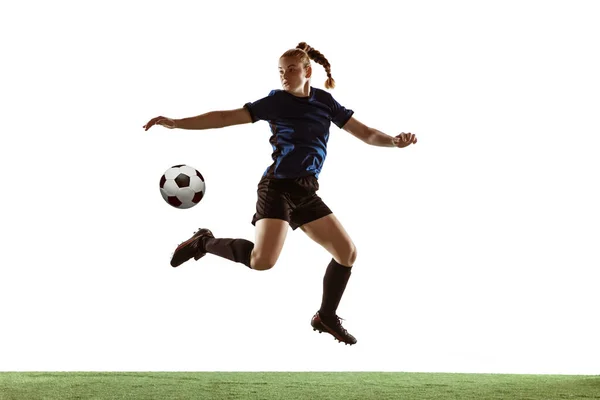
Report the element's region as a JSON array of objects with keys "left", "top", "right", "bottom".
[{"left": 279, "top": 57, "right": 310, "bottom": 92}]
